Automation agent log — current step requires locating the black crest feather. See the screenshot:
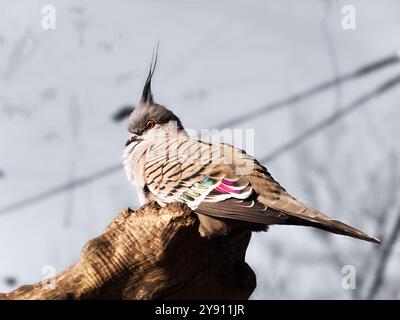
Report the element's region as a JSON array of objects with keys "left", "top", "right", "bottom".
[{"left": 140, "top": 44, "right": 159, "bottom": 105}]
